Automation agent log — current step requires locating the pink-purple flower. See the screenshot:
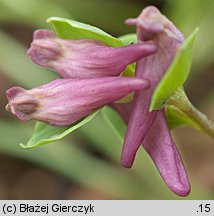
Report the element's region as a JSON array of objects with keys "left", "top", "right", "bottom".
[
  {"left": 6, "top": 28, "right": 156, "bottom": 126},
  {"left": 116, "top": 6, "right": 190, "bottom": 196},
  {"left": 6, "top": 77, "right": 149, "bottom": 126},
  {"left": 5, "top": 5, "right": 192, "bottom": 197}
]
